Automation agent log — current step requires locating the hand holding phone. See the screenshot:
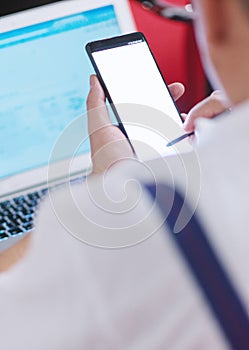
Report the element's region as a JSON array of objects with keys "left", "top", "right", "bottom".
[{"left": 86, "top": 32, "right": 192, "bottom": 160}]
